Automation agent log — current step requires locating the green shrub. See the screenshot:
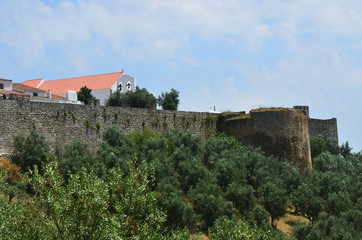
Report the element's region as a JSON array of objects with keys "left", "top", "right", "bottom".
[
  {"left": 106, "top": 87, "right": 157, "bottom": 109},
  {"left": 11, "top": 129, "right": 49, "bottom": 172},
  {"left": 167, "top": 130, "right": 201, "bottom": 157},
  {"left": 157, "top": 182, "right": 197, "bottom": 229},
  {"left": 209, "top": 217, "right": 284, "bottom": 240},
  {"left": 203, "top": 133, "right": 243, "bottom": 162},
  {"left": 0, "top": 176, "right": 41, "bottom": 238},
  {"left": 225, "top": 183, "right": 256, "bottom": 214},
  {"left": 0, "top": 161, "right": 188, "bottom": 239},
  {"left": 191, "top": 180, "right": 233, "bottom": 229},
  {"left": 96, "top": 127, "right": 135, "bottom": 177},
  {"left": 250, "top": 205, "right": 271, "bottom": 229},
  {"left": 291, "top": 182, "right": 324, "bottom": 222},
  {"left": 141, "top": 137, "right": 175, "bottom": 184},
  {"left": 56, "top": 140, "right": 95, "bottom": 180},
  {"left": 129, "top": 129, "right": 159, "bottom": 153},
  {"left": 293, "top": 221, "right": 321, "bottom": 240},
  {"left": 310, "top": 136, "right": 326, "bottom": 159},
  {"left": 177, "top": 158, "right": 209, "bottom": 191},
  {"left": 258, "top": 181, "right": 287, "bottom": 226}
]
